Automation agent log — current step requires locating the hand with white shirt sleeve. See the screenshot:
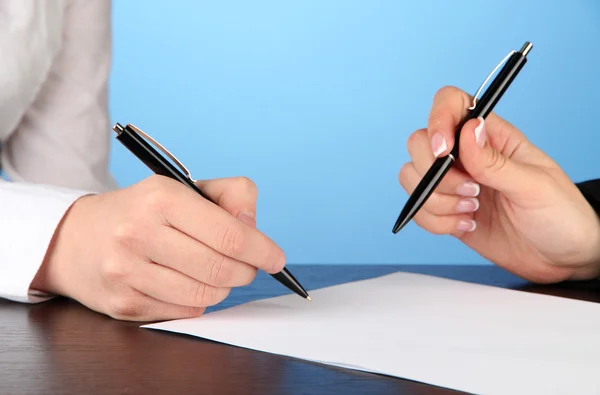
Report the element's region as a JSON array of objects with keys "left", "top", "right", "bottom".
[
  {"left": 0, "top": 0, "right": 115, "bottom": 303},
  {"left": 31, "top": 175, "right": 286, "bottom": 321},
  {"left": 0, "top": 1, "right": 286, "bottom": 322}
]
